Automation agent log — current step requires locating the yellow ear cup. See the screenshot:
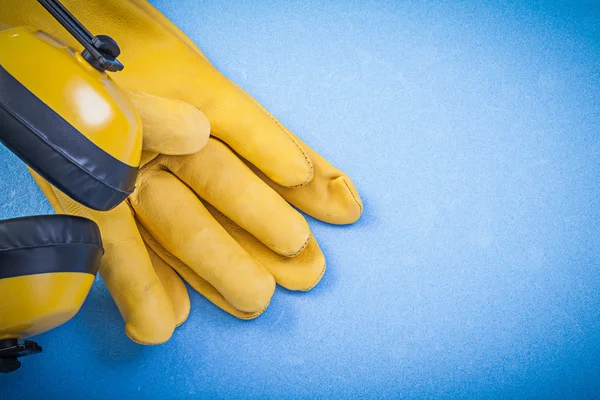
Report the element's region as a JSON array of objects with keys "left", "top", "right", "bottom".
[
  {"left": 0, "top": 215, "right": 103, "bottom": 373},
  {"left": 0, "top": 28, "right": 142, "bottom": 211}
]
